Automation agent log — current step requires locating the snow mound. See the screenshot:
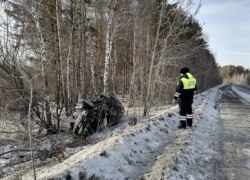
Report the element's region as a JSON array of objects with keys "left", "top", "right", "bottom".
[
  {"left": 4, "top": 86, "right": 222, "bottom": 180},
  {"left": 167, "top": 88, "right": 222, "bottom": 180}
]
